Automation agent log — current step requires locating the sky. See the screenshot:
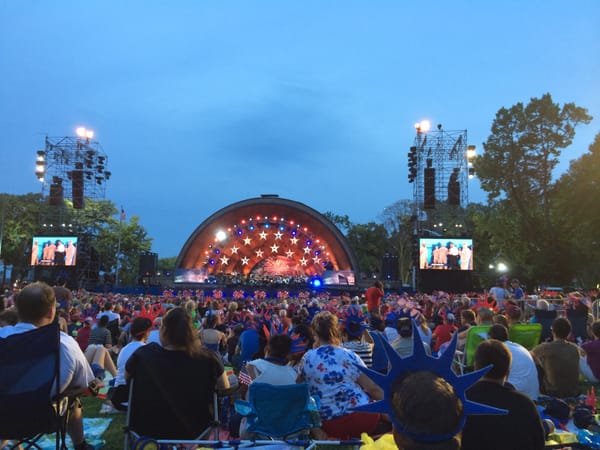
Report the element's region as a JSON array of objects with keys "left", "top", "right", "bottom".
[{"left": 1, "top": 1, "right": 599, "bottom": 259}]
